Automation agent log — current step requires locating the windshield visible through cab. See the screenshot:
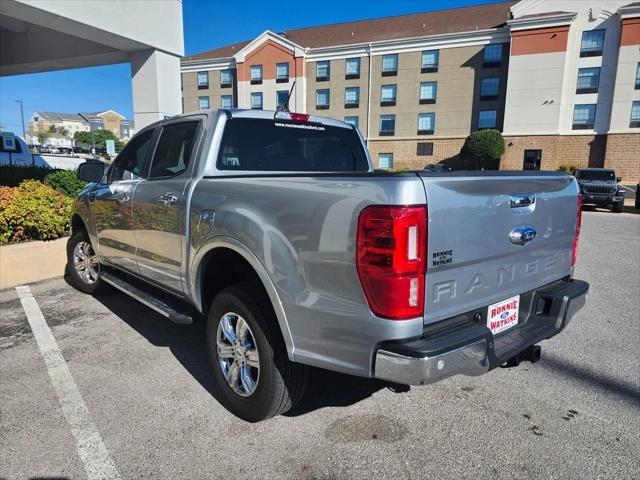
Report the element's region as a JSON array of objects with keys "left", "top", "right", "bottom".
[
  {"left": 576, "top": 170, "right": 615, "bottom": 181},
  {"left": 217, "top": 118, "right": 369, "bottom": 172}
]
